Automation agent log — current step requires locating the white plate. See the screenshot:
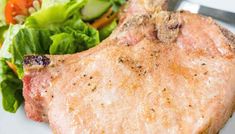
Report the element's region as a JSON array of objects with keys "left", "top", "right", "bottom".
[{"left": 0, "top": 1, "right": 235, "bottom": 133}]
